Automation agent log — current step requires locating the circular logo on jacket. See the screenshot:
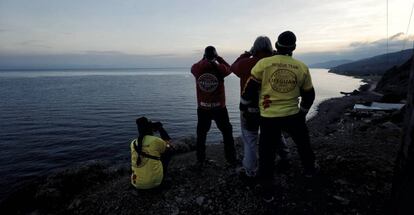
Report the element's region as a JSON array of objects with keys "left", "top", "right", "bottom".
[
  {"left": 198, "top": 73, "right": 219, "bottom": 92},
  {"left": 269, "top": 69, "right": 297, "bottom": 93}
]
